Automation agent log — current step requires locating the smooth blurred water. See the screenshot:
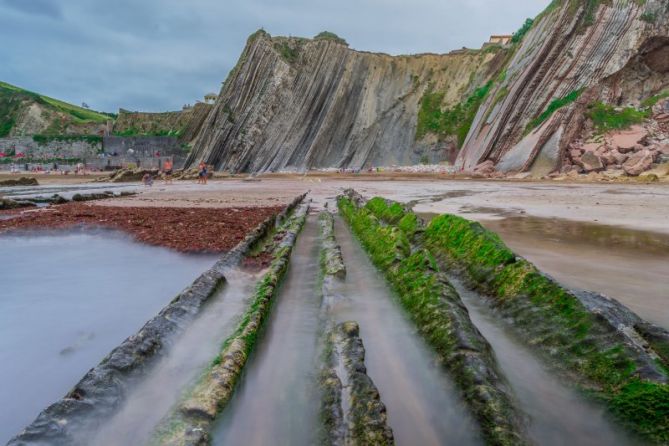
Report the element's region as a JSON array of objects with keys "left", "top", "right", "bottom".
[{"left": 0, "top": 231, "right": 216, "bottom": 443}]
